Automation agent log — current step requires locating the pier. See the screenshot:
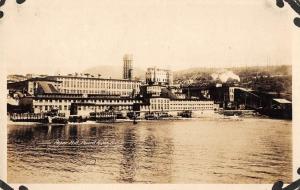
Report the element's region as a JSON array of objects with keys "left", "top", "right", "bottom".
[{"left": 10, "top": 113, "right": 48, "bottom": 123}]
